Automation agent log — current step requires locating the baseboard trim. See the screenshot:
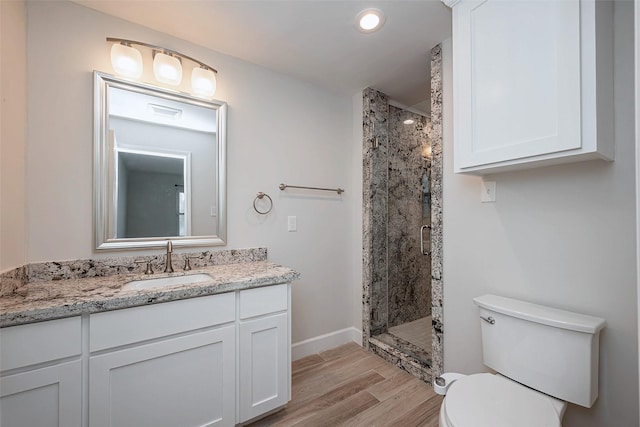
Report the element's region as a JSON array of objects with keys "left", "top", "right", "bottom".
[{"left": 292, "top": 327, "right": 362, "bottom": 360}]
